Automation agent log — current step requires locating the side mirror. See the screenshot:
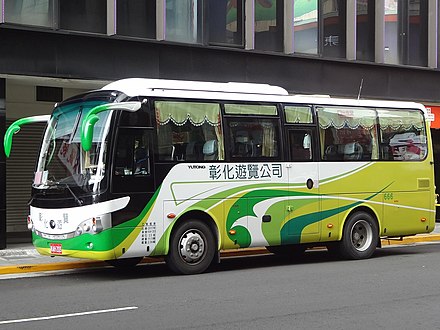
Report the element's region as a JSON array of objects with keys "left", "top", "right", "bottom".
[{"left": 4, "top": 115, "right": 51, "bottom": 157}]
